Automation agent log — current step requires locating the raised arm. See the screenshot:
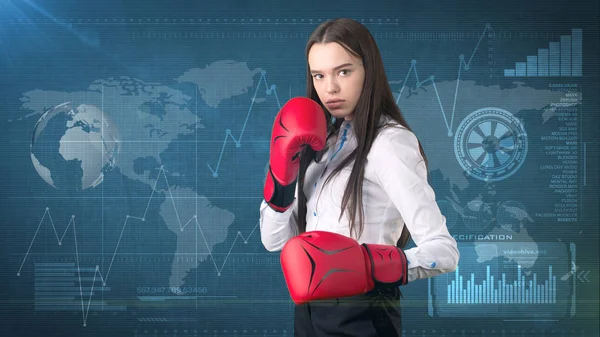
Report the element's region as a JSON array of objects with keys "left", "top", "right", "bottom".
[
  {"left": 259, "top": 97, "right": 327, "bottom": 252},
  {"left": 259, "top": 185, "right": 300, "bottom": 252}
]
